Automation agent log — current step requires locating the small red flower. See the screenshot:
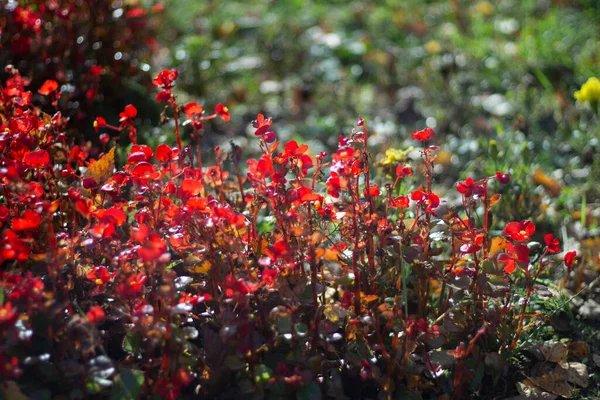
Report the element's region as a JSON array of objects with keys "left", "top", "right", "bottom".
[
  {"left": 395, "top": 165, "right": 413, "bottom": 179},
  {"left": 23, "top": 149, "right": 50, "bottom": 168},
  {"left": 119, "top": 104, "right": 138, "bottom": 122},
  {"left": 116, "top": 273, "right": 147, "bottom": 298},
  {"left": 363, "top": 184, "right": 380, "bottom": 197},
  {"left": 389, "top": 195, "right": 410, "bottom": 209},
  {"left": 411, "top": 190, "right": 440, "bottom": 213},
  {"left": 498, "top": 242, "right": 530, "bottom": 274},
  {"left": 87, "top": 306, "right": 105, "bottom": 324},
  {"left": 152, "top": 69, "right": 178, "bottom": 88},
  {"left": 0, "top": 302, "right": 18, "bottom": 327},
  {"left": 215, "top": 103, "right": 230, "bottom": 122},
  {"left": 94, "top": 117, "right": 107, "bottom": 131},
  {"left": 543, "top": 234, "right": 560, "bottom": 253},
  {"left": 326, "top": 172, "right": 341, "bottom": 198},
  {"left": 12, "top": 210, "right": 41, "bottom": 231},
  {"left": 412, "top": 127, "right": 435, "bottom": 141},
  {"left": 456, "top": 177, "right": 484, "bottom": 198},
  {"left": 564, "top": 250, "right": 577, "bottom": 271},
  {"left": 496, "top": 171, "right": 510, "bottom": 184},
  {"left": 156, "top": 144, "right": 174, "bottom": 162},
  {"left": 38, "top": 79, "right": 58, "bottom": 95},
  {"left": 503, "top": 220, "right": 535, "bottom": 242}
]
